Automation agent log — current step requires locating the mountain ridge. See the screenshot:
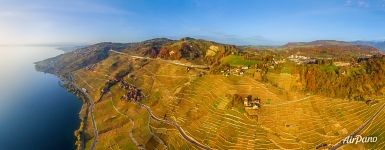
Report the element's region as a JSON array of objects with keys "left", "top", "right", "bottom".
[{"left": 35, "top": 38, "right": 382, "bottom": 75}]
